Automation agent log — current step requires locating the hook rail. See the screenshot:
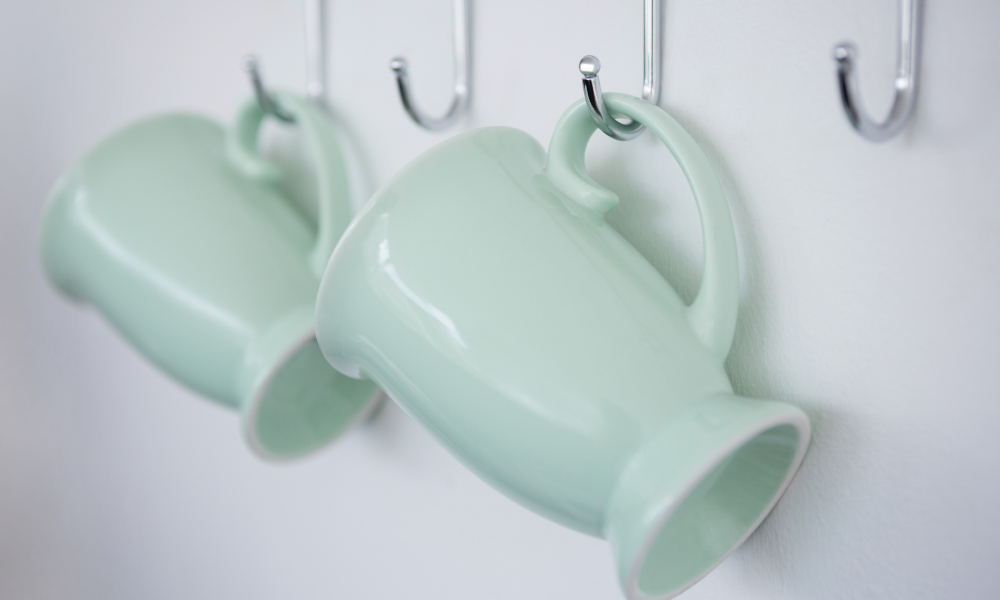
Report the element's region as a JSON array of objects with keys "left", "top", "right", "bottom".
[
  {"left": 833, "top": 0, "right": 921, "bottom": 142},
  {"left": 579, "top": 0, "right": 661, "bottom": 141},
  {"left": 390, "top": 0, "right": 470, "bottom": 131}
]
